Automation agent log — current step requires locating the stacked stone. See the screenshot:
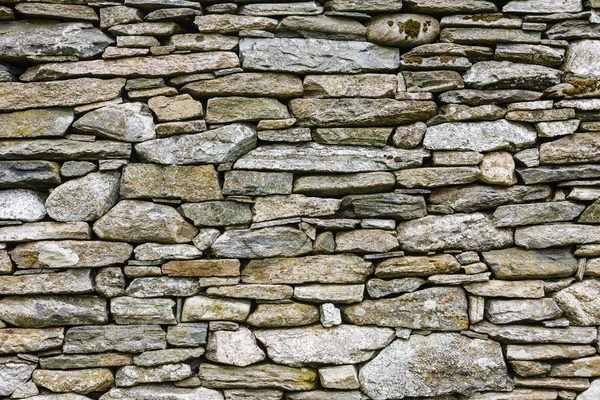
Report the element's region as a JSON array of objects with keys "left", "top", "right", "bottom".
[{"left": 1, "top": 0, "right": 600, "bottom": 399}]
